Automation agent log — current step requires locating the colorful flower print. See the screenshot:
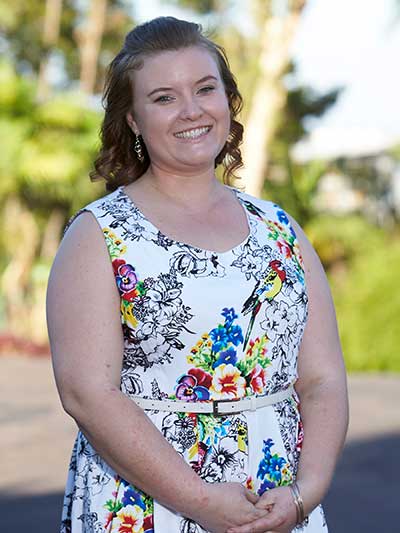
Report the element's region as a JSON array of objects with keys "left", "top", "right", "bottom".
[
  {"left": 249, "top": 364, "right": 267, "bottom": 394},
  {"left": 259, "top": 478, "right": 276, "bottom": 493},
  {"left": 242, "top": 200, "right": 305, "bottom": 278},
  {"left": 267, "top": 454, "right": 287, "bottom": 482},
  {"left": 212, "top": 417, "right": 231, "bottom": 443},
  {"left": 246, "top": 476, "right": 255, "bottom": 492},
  {"left": 210, "top": 363, "right": 246, "bottom": 399},
  {"left": 236, "top": 336, "right": 271, "bottom": 378},
  {"left": 263, "top": 215, "right": 304, "bottom": 275},
  {"left": 175, "top": 374, "right": 210, "bottom": 401},
  {"left": 143, "top": 514, "right": 154, "bottom": 533},
  {"left": 122, "top": 487, "right": 146, "bottom": 510},
  {"left": 256, "top": 438, "right": 292, "bottom": 495},
  {"left": 276, "top": 237, "right": 292, "bottom": 259},
  {"left": 221, "top": 307, "right": 238, "bottom": 327},
  {"left": 276, "top": 208, "right": 289, "bottom": 225},
  {"left": 115, "top": 504, "right": 144, "bottom": 533},
  {"left": 209, "top": 324, "right": 230, "bottom": 352},
  {"left": 246, "top": 336, "right": 269, "bottom": 360},
  {"left": 213, "top": 347, "right": 237, "bottom": 368},
  {"left": 113, "top": 259, "right": 145, "bottom": 302},
  {"left": 103, "top": 227, "right": 127, "bottom": 259},
  {"left": 228, "top": 325, "right": 244, "bottom": 346},
  {"left": 187, "top": 309, "right": 243, "bottom": 374},
  {"left": 182, "top": 310, "right": 272, "bottom": 401},
  {"left": 236, "top": 420, "right": 248, "bottom": 452},
  {"left": 121, "top": 300, "right": 139, "bottom": 329},
  {"left": 188, "top": 368, "right": 212, "bottom": 389},
  {"left": 189, "top": 439, "right": 209, "bottom": 473},
  {"left": 115, "top": 261, "right": 138, "bottom": 293},
  {"left": 111, "top": 259, "right": 147, "bottom": 329}
]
